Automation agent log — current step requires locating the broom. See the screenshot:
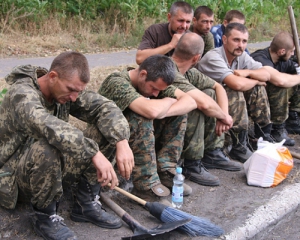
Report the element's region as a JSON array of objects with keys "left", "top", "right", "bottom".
[{"left": 109, "top": 184, "right": 224, "bottom": 237}]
